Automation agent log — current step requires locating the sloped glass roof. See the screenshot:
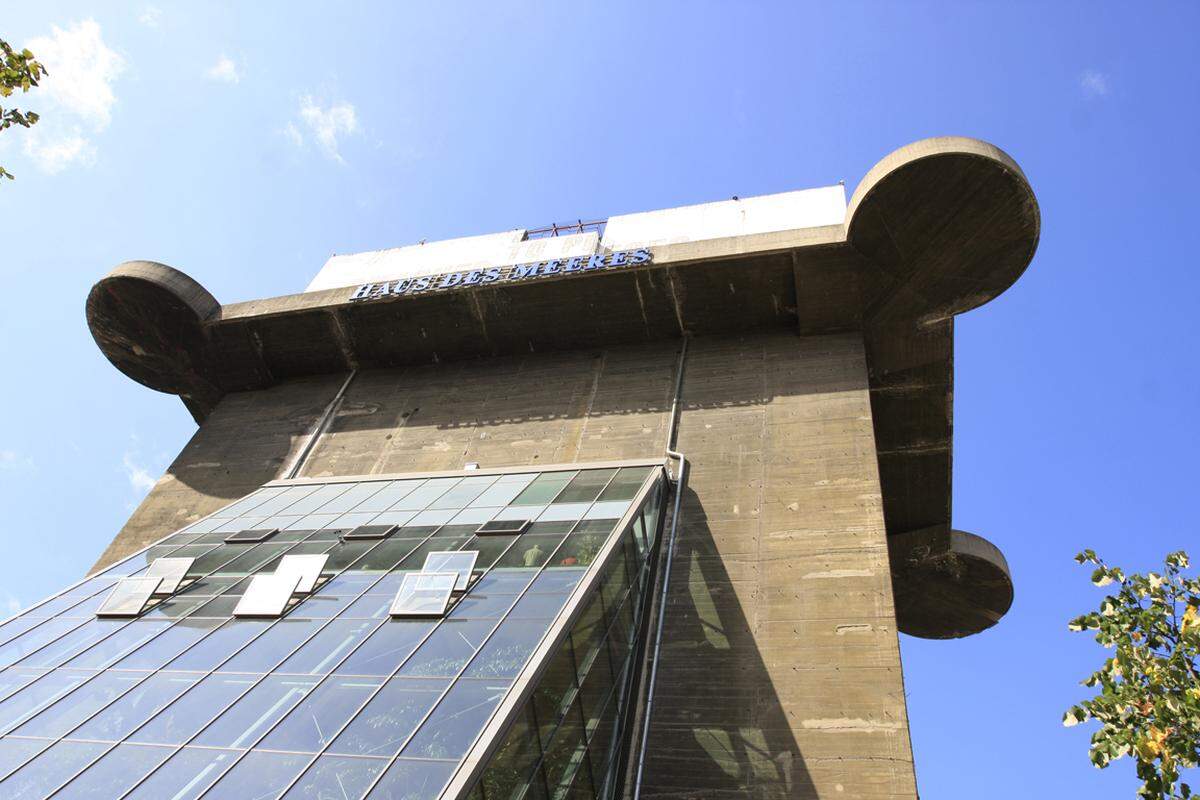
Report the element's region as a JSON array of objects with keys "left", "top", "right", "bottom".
[{"left": 0, "top": 461, "right": 667, "bottom": 800}]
